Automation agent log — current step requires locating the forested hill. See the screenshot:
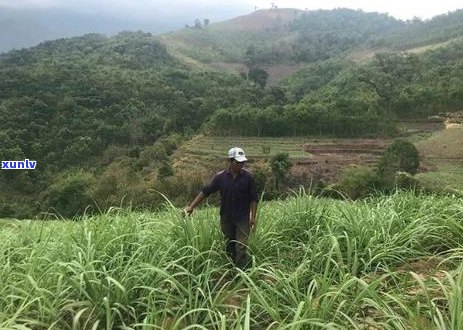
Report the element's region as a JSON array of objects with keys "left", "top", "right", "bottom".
[
  {"left": 0, "top": 31, "right": 263, "bottom": 217},
  {"left": 1, "top": 8, "right": 463, "bottom": 218},
  {"left": 383, "top": 9, "right": 463, "bottom": 50},
  {"left": 158, "top": 8, "right": 463, "bottom": 66},
  {"left": 0, "top": 31, "right": 258, "bottom": 155},
  {"left": 158, "top": 8, "right": 403, "bottom": 65}
]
